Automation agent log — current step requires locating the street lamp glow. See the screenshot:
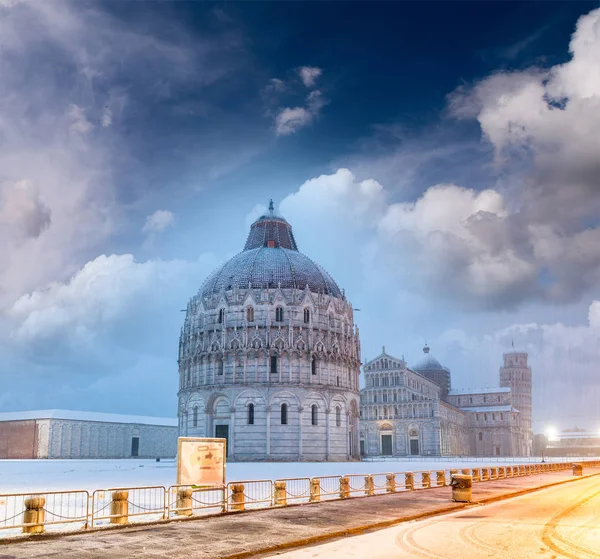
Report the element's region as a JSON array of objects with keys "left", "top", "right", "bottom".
[{"left": 546, "top": 427, "right": 558, "bottom": 442}]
